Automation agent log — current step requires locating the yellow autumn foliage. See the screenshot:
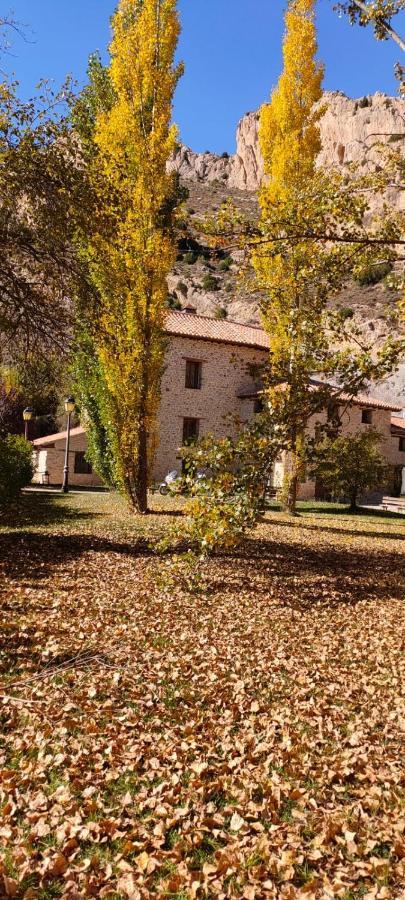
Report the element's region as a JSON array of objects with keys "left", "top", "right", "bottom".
[
  {"left": 254, "top": 0, "right": 326, "bottom": 371},
  {"left": 87, "top": 0, "right": 182, "bottom": 511},
  {"left": 252, "top": 0, "right": 401, "bottom": 516},
  {"left": 259, "top": 0, "right": 323, "bottom": 210},
  {"left": 252, "top": 0, "right": 325, "bottom": 512}
]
